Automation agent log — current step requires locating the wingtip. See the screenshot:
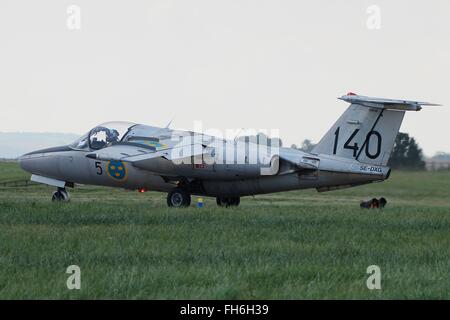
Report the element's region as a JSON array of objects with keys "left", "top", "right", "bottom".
[{"left": 419, "top": 102, "right": 442, "bottom": 107}]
